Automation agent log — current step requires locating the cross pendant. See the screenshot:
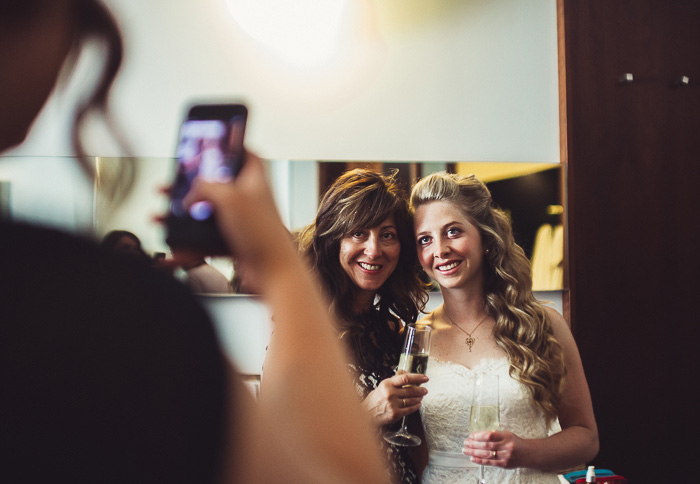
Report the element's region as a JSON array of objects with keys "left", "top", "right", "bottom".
[{"left": 465, "top": 335, "right": 474, "bottom": 352}]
